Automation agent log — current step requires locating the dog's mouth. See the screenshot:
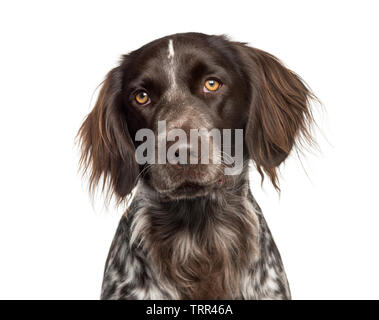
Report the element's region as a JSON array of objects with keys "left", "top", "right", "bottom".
[{"left": 157, "top": 176, "right": 226, "bottom": 200}]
